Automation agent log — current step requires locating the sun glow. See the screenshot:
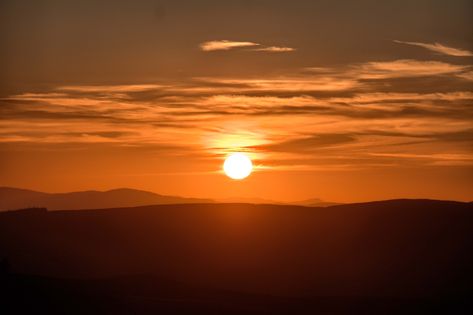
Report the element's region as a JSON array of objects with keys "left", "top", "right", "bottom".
[{"left": 223, "top": 153, "right": 253, "bottom": 180}]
